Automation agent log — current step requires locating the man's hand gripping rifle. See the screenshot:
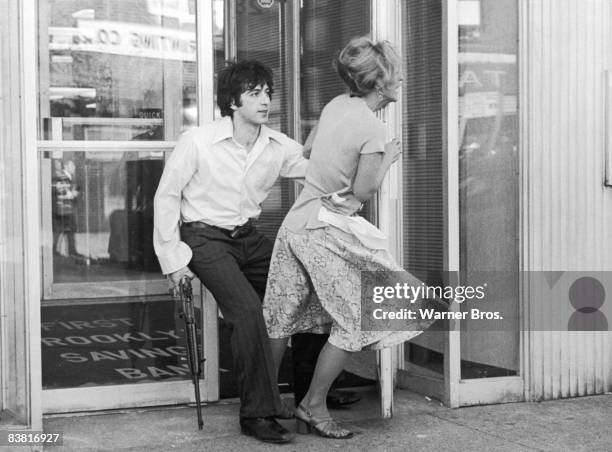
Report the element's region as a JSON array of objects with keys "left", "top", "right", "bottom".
[{"left": 176, "top": 276, "right": 205, "bottom": 430}]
